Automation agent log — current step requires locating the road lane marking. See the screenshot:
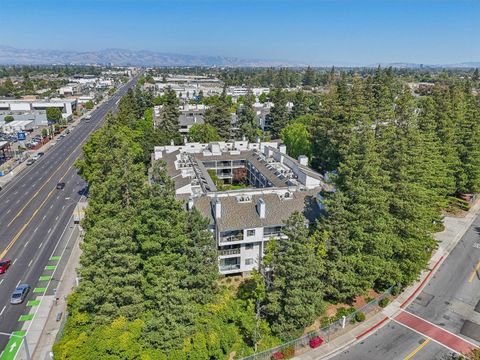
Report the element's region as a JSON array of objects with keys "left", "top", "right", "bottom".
[
  {"left": 0, "top": 306, "right": 5, "bottom": 316},
  {"left": 0, "top": 279, "right": 3, "bottom": 285},
  {"left": 39, "top": 241, "right": 43, "bottom": 248},
  {"left": 28, "top": 259, "right": 33, "bottom": 267},
  {"left": 15, "top": 280, "right": 20, "bottom": 287},
  {"left": 6, "top": 134, "right": 83, "bottom": 228},
  {"left": 403, "top": 338, "right": 430, "bottom": 360},
  {"left": 12, "top": 258, "right": 17, "bottom": 264},
  {"left": 468, "top": 261, "right": 480, "bottom": 283},
  {"left": 0, "top": 187, "right": 56, "bottom": 259}
]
